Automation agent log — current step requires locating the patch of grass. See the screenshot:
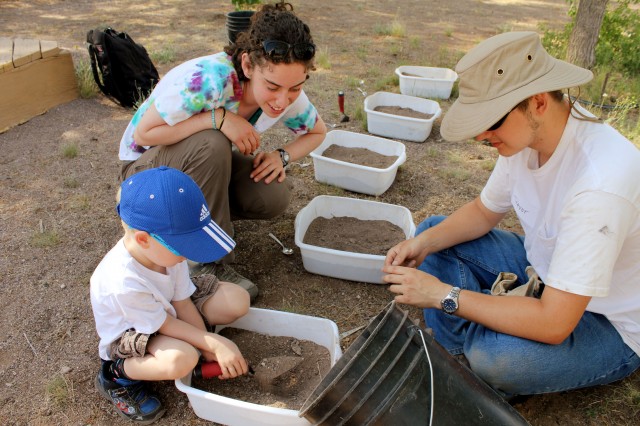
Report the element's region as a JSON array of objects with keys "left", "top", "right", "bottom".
[
  {"left": 344, "top": 76, "right": 362, "bottom": 89},
  {"left": 46, "top": 374, "right": 74, "bottom": 409},
  {"left": 314, "top": 182, "right": 346, "bottom": 196},
  {"left": 423, "top": 147, "right": 440, "bottom": 159},
  {"left": 31, "top": 230, "right": 60, "bottom": 248},
  {"left": 480, "top": 159, "right": 496, "bottom": 172},
  {"left": 602, "top": 95, "right": 640, "bottom": 146},
  {"left": 61, "top": 143, "right": 78, "bottom": 159},
  {"left": 389, "top": 42, "right": 403, "bottom": 57},
  {"left": 496, "top": 23, "right": 512, "bottom": 34},
  {"left": 374, "top": 20, "right": 406, "bottom": 37},
  {"left": 356, "top": 44, "right": 368, "bottom": 61},
  {"left": 315, "top": 46, "right": 331, "bottom": 70},
  {"left": 409, "top": 36, "right": 421, "bottom": 49},
  {"left": 63, "top": 177, "right": 80, "bottom": 189},
  {"left": 438, "top": 167, "right": 471, "bottom": 182},
  {"left": 373, "top": 74, "right": 398, "bottom": 92},
  {"left": 444, "top": 27, "right": 453, "bottom": 38},
  {"left": 437, "top": 46, "right": 463, "bottom": 69},
  {"left": 354, "top": 104, "right": 366, "bottom": 122},
  {"left": 446, "top": 151, "right": 466, "bottom": 164},
  {"left": 150, "top": 44, "right": 177, "bottom": 65},
  {"left": 74, "top": 58, "right": 99, "bottom": 99},
  {"left": 69, "top": 194, "right": 91, "bottom": 210}
]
